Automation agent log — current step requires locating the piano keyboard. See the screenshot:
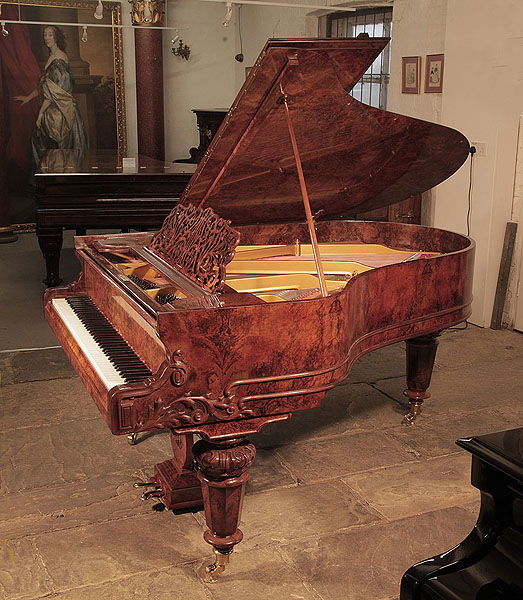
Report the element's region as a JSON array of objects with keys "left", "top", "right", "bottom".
[{"left": 52, "top": 297, "right": 152, "bottom": 389}]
